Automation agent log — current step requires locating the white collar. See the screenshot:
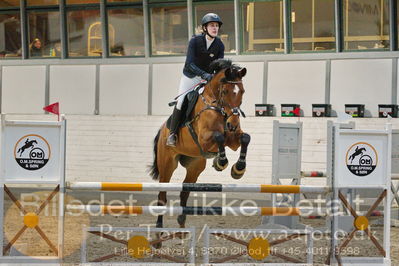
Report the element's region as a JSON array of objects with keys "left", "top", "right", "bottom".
[{"left": 206, "top": 37, "right": 215, "bottom": 49}]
